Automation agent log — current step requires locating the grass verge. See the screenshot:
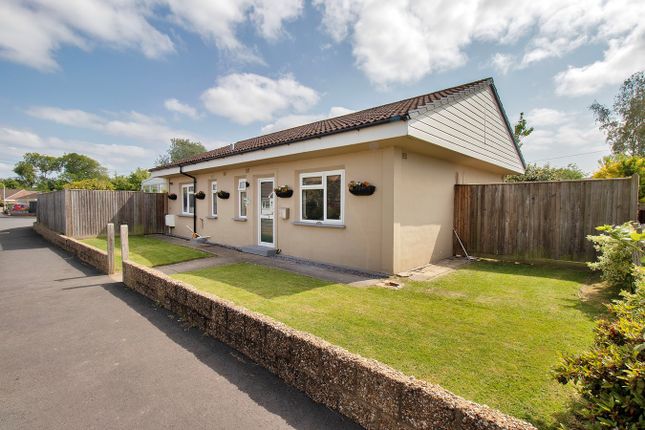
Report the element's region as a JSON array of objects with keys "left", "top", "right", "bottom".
[{"left": 82, "top": 236, "right": 210, "bottom": 270}]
